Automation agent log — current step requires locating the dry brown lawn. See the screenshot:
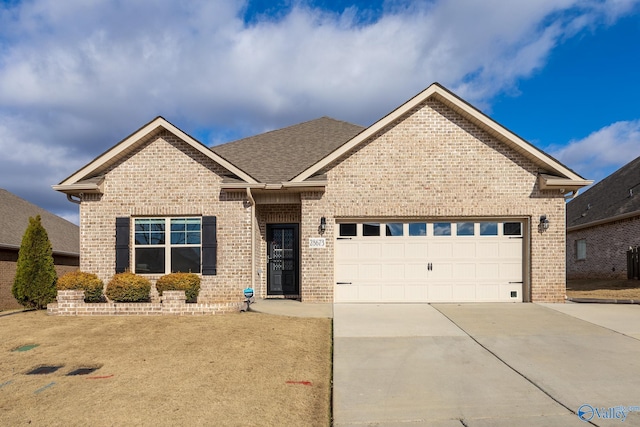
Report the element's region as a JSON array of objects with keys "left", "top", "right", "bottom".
[
  {"left": 0, "top": 310, "right": 332, "bottom": 426},
  {"left": 567, "top": 278, "right": 640, "bottom": 300}
]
